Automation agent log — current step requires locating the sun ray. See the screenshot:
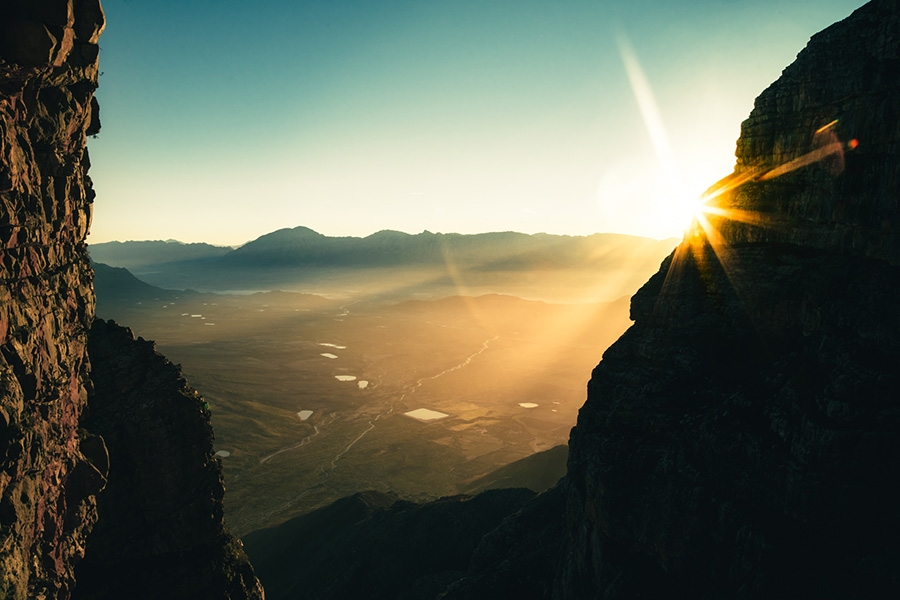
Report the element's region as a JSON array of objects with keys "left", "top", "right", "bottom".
[
  {"left": 611, "top": 42, "right": 862, "bottom": 328},
  {"left": 617, "top": 33, "right": 677, "bottom": 182},
  {"left": 759, "top": 142, "right": 845, "bottom": 181},
  {"left": 651, "top": 118, "right": 861, "bottom": 323}
]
